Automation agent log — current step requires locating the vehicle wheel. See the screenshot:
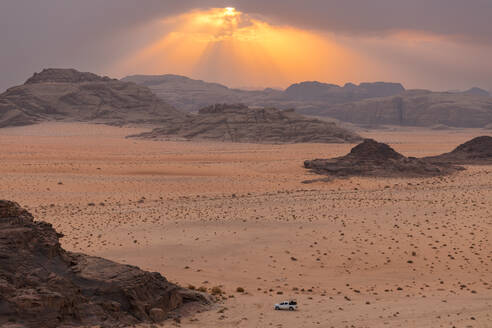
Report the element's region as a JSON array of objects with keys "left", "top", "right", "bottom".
[
  {"left": 275, "top": 306, "right": 279, "bottom": 310},
  {"left": 289, "top": 307, "right": 294, "bottom": 311}
]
